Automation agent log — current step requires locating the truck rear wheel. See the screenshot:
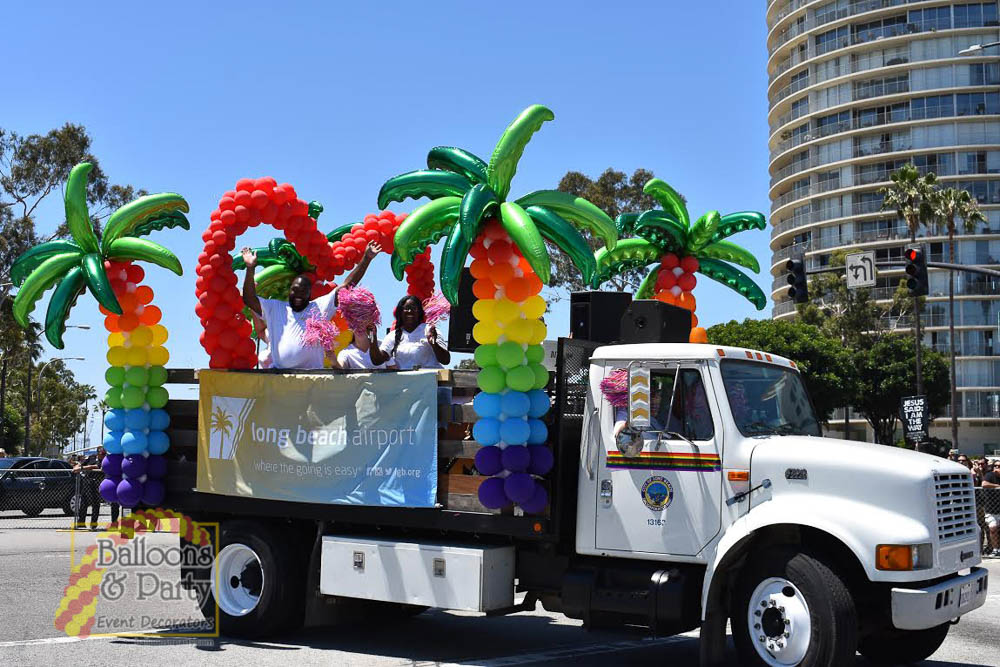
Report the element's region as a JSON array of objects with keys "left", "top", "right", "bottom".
[
  {"left": 201, "top": 520, "right": 304, "bottom": 638},
  {"left": 857, "top": 623, "right": 949, "bottom": 664},
  {"left": 731, "top": 548, "right": 857, "bottom": 666}
]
